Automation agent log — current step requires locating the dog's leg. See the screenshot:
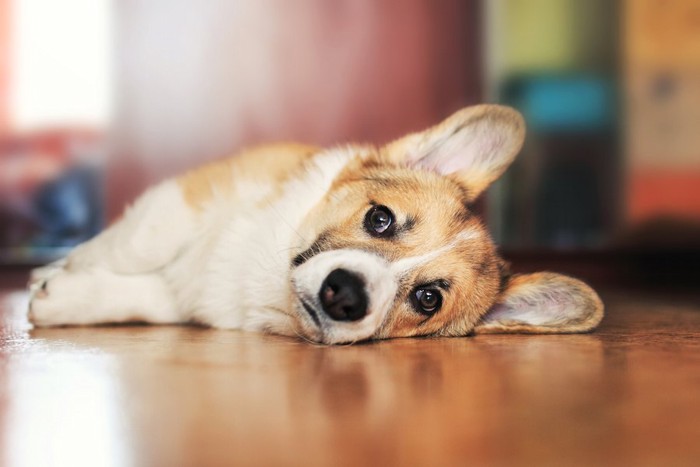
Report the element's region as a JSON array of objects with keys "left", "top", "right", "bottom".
[
  {"left": 27, "top": 179, "right": 202, "bottom": 326},
  {"left": 29, "top": 268, "right": 181, "bottom": 326},
  {"left": 65, "top": 179, "right": 199, "bottom": 275}
]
